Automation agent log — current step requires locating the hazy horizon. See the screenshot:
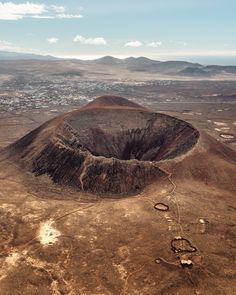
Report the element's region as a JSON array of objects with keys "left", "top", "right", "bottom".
[
  {"left": 0, "top": 0, "right": 236, "bottom": 65},
  {"left": 2, "top": 50, "right": 236, "bottom": 66}
]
